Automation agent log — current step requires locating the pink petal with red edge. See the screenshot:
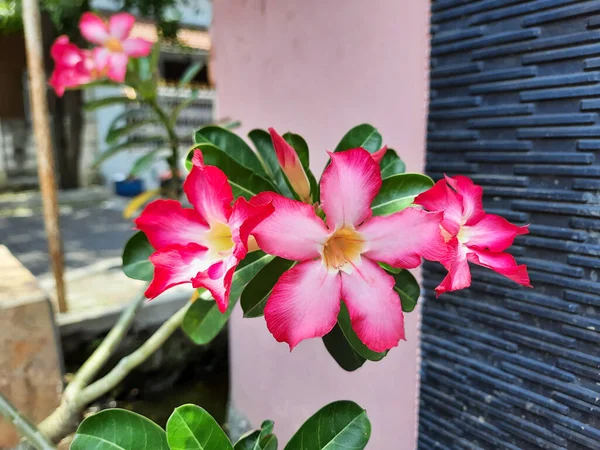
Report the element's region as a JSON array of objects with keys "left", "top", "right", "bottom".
[
  {"left": 106, "top": 52, "right": 129, "bottom": 82},
  {"left": 250, "top": 192, "right": 329, "bottom": 261},
  {"left": 108, "top": 13, "right": 135, "bottom": 40},
  {"left": 268, "top": 128, "right": 300, "bottom": 168},
  {"left": 414, "top": 178, "right": 463, "bottom": 235},
  {"left": 122, "top": 38, "right": 153, "bottom": 57},
  {"left": 184, "top": 150, "right": 234, "bottom": 225},
  {"left": 341, "top": 257, "right": 405, "bottom": 352},
  {"left": 79, "top": 12, "right": 109, "bottom": 45},
  {"left": 360, "top": 209, "right": 447, "bottom": 268},
  {"left": 445, "top": 175, "right": 485, "bottom": 226},
  {"left": 370, "top": 146, "right": 388, "bottom": 165},
  {"left": 268, "top": 128, "right": 311, "bottom": 202},
  {"left": 468, "top": 249, "right": 531, "bottom": 288},
  {"left": 228, "top": 197, "right": 274, "bottom": 259},
  {"left": 320, "top": 148, "right": 382, "bottom": 229},
  {"left": 464, "top": 214, "right": 528, "bottom": 252},
  {"left": 192, "top": 256, "right": 238, "bottom": 312},
  {"left": 134, "top": 199, "right": 208, "bottom": 250},
  {"left": 264, "top": 259, "right": 341, "bottom": 350},
  {"left": 435, "top": 241, "right": 471, "bottom": 296},
  {"left": 145, "top": 243, "right": 209, "bottom": 299}
]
